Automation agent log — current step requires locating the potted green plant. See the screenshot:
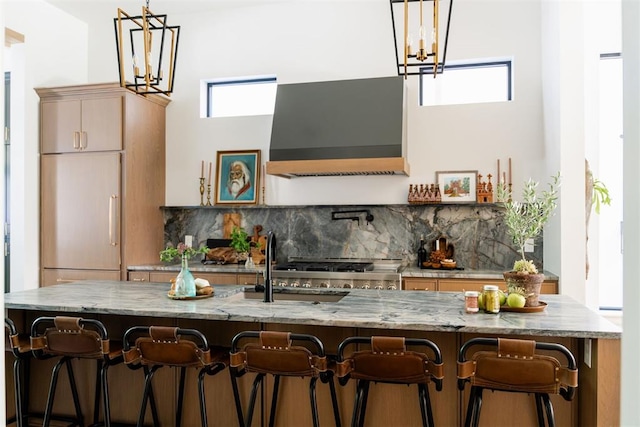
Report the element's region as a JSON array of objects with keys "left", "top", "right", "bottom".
[
  {"left": 498, "top": 172, "right": 561, "bottom": 307},
  {"left": 230, "top": 226, "right": 251, "bottom": 261}
]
